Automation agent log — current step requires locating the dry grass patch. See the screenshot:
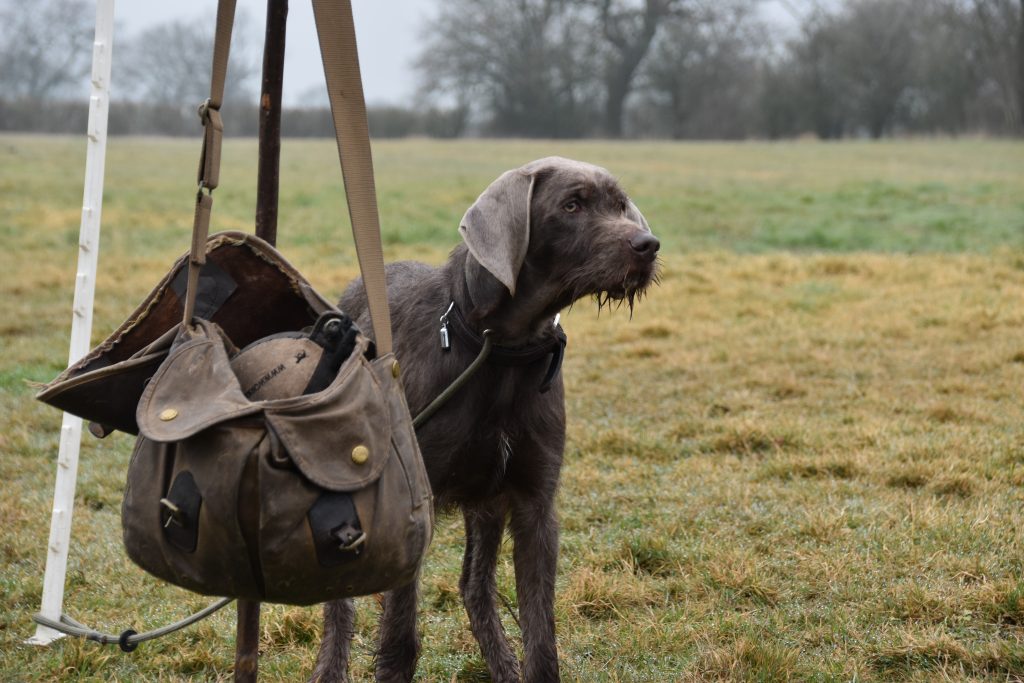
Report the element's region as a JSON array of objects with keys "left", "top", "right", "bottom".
[
  {"left": 871, "top": 630, "right": 1024, "bottom": 680},
  {"left": 613, "top": 535, "right": 680, "bottom": 578},
  {"left": 887, "top": 466, "right": 931, "bottom": 490},
  {"left": 758, "top": 456, "right": 859, "bottom": 481},
  {"left": 261, "top": 606, "right": 321, "bottom": 647},
  {"left": 564, "top": 567, "right": 657, "bottom": 620},
  {"left": 931, "top": 474, "right": 976, "bottom": 499},
  {"left": 705, "top": 425, "right": 804, "bottom": 457},
  {"left": 691, "top": 636, "right": 805, "bottom": 682},
  {"left": 703, "top": 555, "right": 781, "bottom": 608}
]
